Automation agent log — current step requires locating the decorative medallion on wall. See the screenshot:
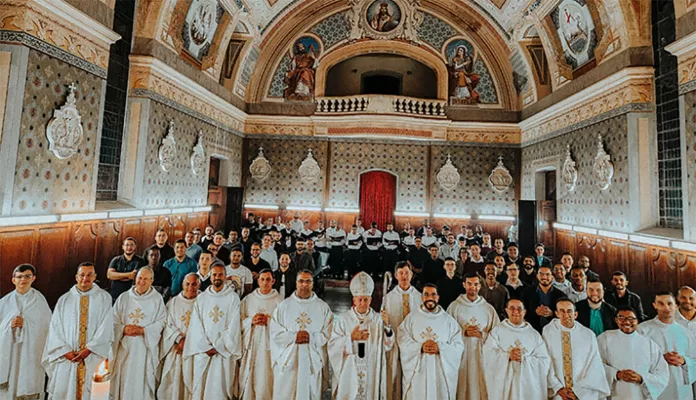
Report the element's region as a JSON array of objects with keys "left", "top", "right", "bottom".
[
  {"left": 488, "top": 156, "right": 513, "bottom": 193},
  {"left": 347, "top": 0, "right": 423, "bottom": 41},
  {"left": 298, "top": 148, "right": 321, "bottom": 185},
  {"left": 561, "top": 144, "right": 578, "bottom": 191},
  {"left": 250, "top": 146, "right": 272, "bottom": 183},
  {"left": 593, "top": 134, "right": 613, "bottom": 190},
  {"left": 190, "top": 131, "right": 206, "bottom": 176},
  {"left": 181, "top": 0, "right": 223, "bottom": 62},
  {"left": 158, "top": 120, "right": 177, "bottom": 172},
  {"left": 46, "top": 83, "right": 84, "bottom": 159},
  {"left": 436, "top": 154, "right": 460, "bottom": 192}
]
